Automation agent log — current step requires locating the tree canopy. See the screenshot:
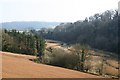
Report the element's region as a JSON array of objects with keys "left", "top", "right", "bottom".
[
  {"left": 2, "top": 29, "right": 45, "bottom": 56},
  {"left": 39, "top": 10, "right": 118, "bottom": 54}
]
